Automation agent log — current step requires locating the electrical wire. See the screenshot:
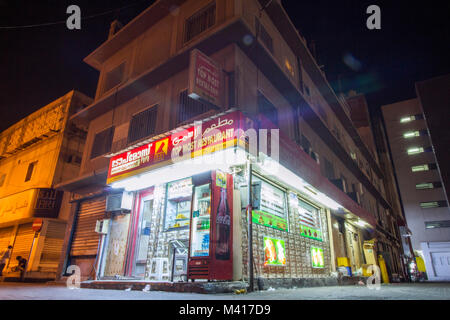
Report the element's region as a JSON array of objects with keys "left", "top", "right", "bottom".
[{"left": 0, "top": 0, "right": 148, "bottom": 30}]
